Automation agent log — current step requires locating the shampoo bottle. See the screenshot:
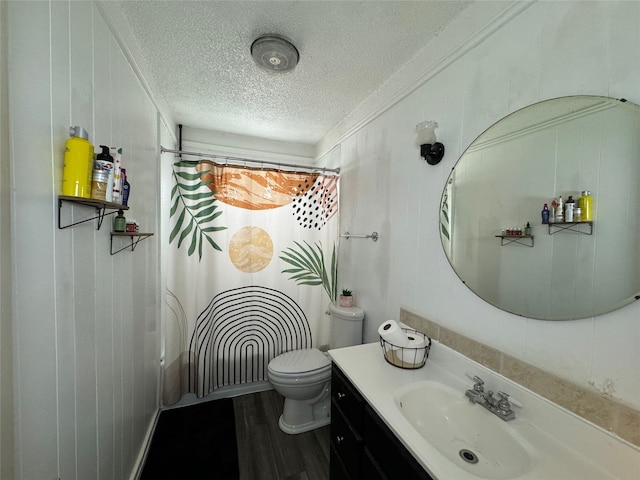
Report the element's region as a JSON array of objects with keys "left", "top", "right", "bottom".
[
  {"left": 565, "top": 195, "right": 575, "bottom": 222},
  {"left": 61, "top": 126, "right": 94, "bottom": 198},
  {"left": 111, "top": 147, "right": 122, "bottom": 204},
  {"left": 94, "top": 145, "right": 114, "bottom": 202},
  {"left": 555, "top": 195, "right": 564, "bottom": 222},
  {"left": 579, "top": 191, "right": 593, "bottom": 221},
  {"left": 541, "top": 204, "right": 550, "bottom": 224},
  {"left": 121, "top": 168, "right": 130, "bottom": 206}
]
